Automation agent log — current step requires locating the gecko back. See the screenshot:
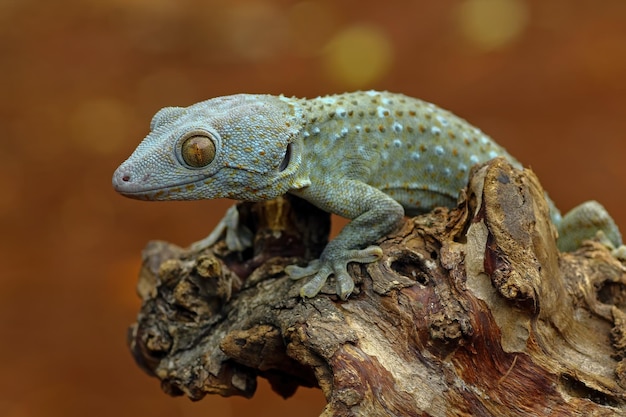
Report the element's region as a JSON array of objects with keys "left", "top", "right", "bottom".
[{"left": 293, "top": 91, "right": 521, "bottom": 215}]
